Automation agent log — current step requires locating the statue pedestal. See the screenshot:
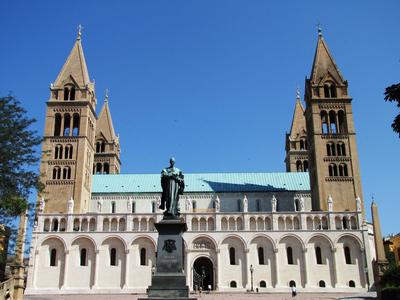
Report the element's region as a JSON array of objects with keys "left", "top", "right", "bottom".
[{"left": 140, "top": 219, "right": 196, "bottom": 300}]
